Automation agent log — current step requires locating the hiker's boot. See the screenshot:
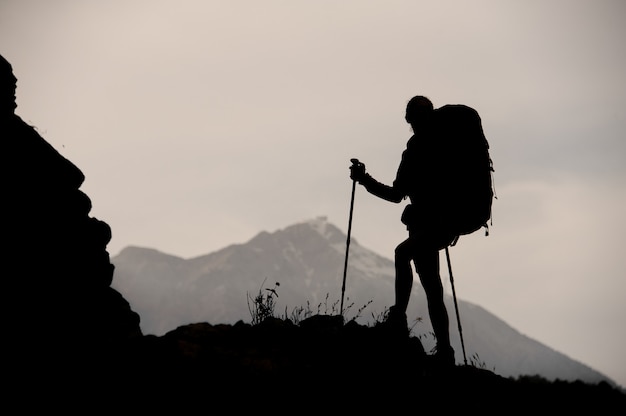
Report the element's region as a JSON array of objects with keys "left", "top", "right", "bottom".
[
  {"left": 378, "top": 305, "right": 409, "bottom": 337},
  {"left": 433, "top": 344, "right": 455, "bottom": 369}
]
